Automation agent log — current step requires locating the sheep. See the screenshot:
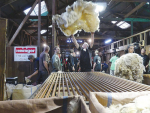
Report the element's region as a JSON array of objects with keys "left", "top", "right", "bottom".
[
  {"left": 114, "top": 53, "right": 145, "bottom": 83},
  {"left": 52, "top": 0, "right": 100, "bottom": 36}
]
